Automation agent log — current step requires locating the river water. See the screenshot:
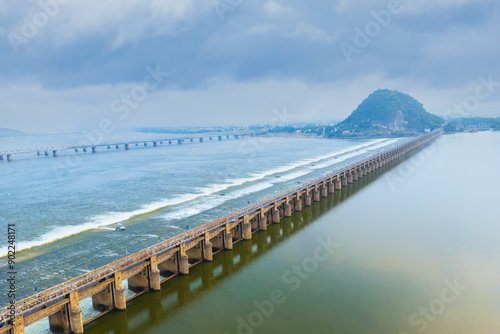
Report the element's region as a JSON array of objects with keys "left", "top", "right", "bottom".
[{"left": 2, "top": 132, "right": 499, "bottom": 333}]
